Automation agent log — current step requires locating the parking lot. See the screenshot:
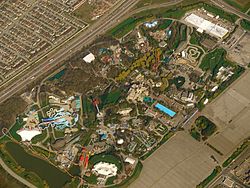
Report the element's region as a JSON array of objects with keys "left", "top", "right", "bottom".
[{"left": 0, "top": 0, "right": 87, "bottom": 83}]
